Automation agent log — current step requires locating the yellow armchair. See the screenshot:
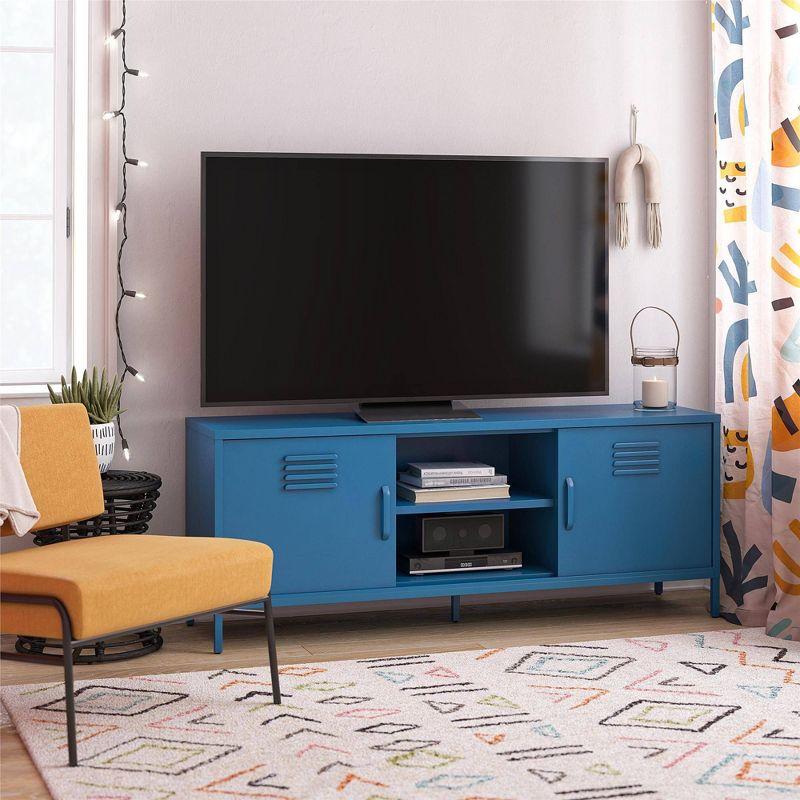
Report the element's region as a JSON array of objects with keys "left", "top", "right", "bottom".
[{"left": 0, "top": 404, "right": 280, "bottom": 767}]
